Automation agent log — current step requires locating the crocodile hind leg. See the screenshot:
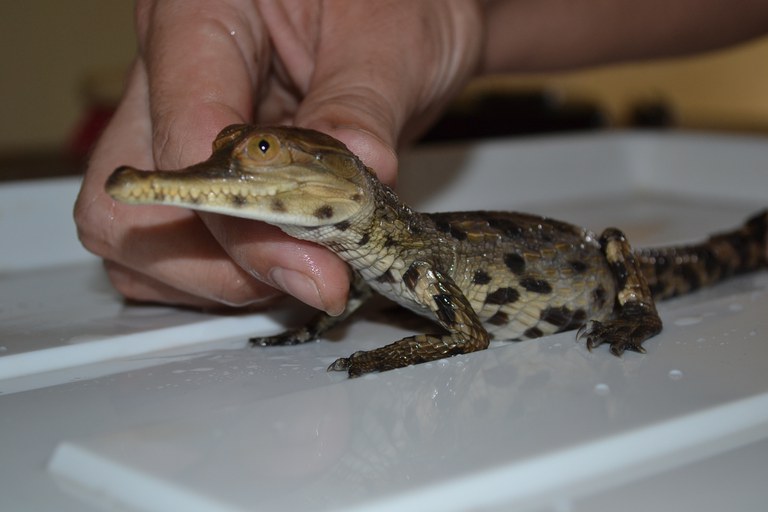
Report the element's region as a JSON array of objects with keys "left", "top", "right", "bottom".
[
  {"left": 329, "top": 261, "right": 490, "bottom": 377},
  {"left": 580, "top": 228, "right": 662, "bottom": 355},
  {"left": 250, "top": 273, "right": 372, "bottom": 346}
]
